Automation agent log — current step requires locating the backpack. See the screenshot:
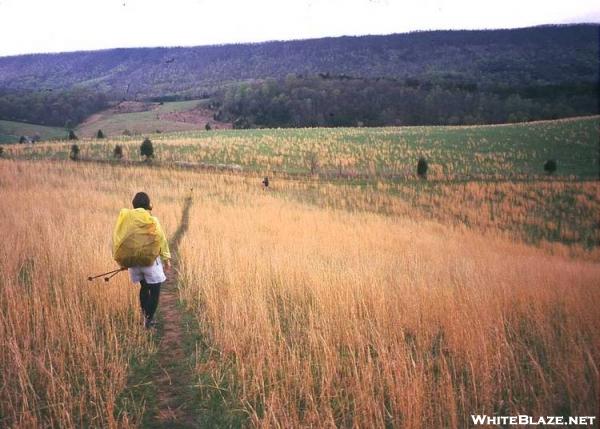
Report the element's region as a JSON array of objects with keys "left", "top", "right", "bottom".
[{"left": 112, "top": 208, "right": 161, "bottom": 268}]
